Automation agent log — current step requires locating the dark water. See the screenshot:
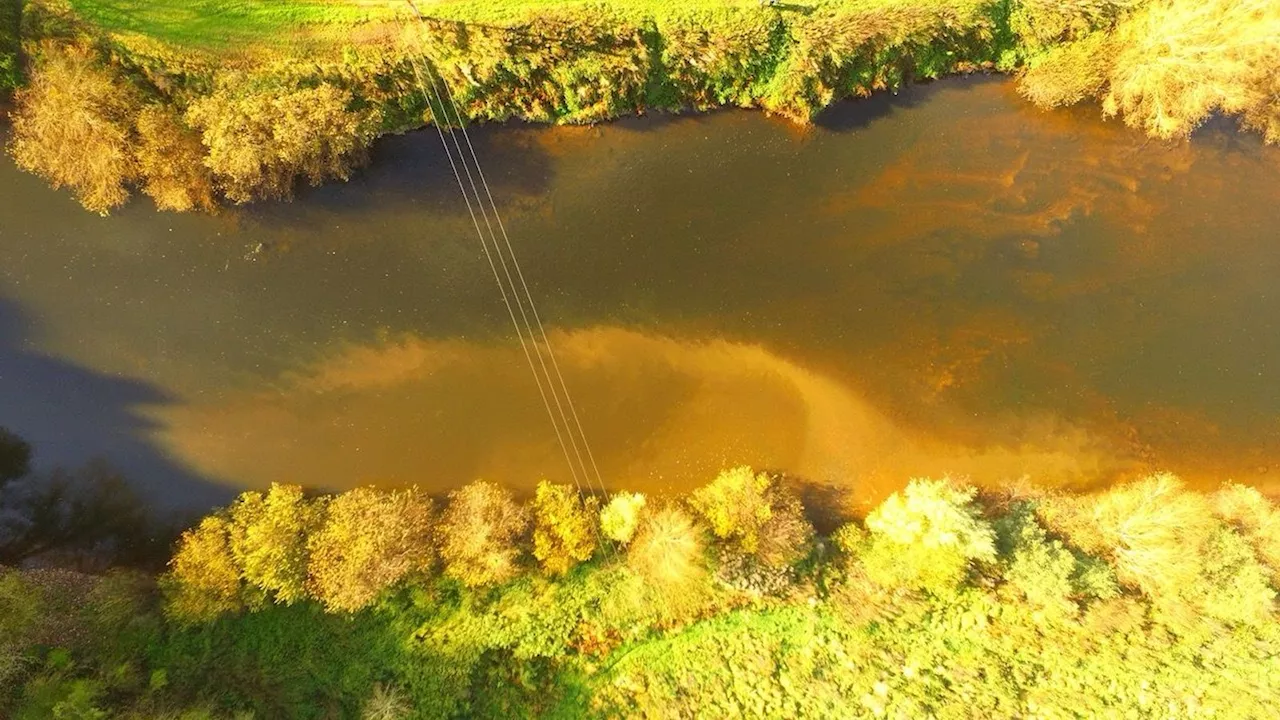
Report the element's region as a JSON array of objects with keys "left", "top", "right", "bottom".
[{"left": 2, "top": 77, "right": 1279, "bottom": 510}]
